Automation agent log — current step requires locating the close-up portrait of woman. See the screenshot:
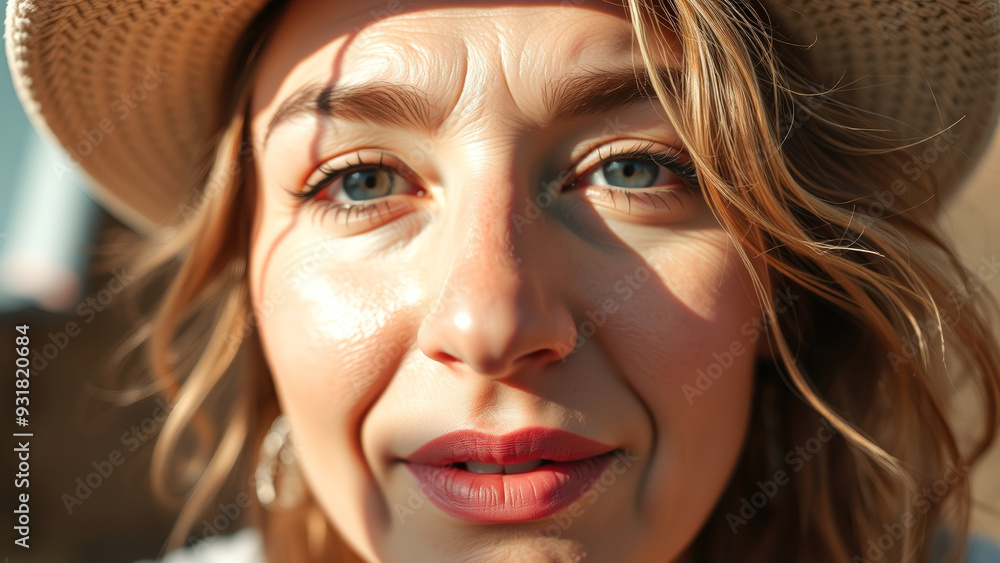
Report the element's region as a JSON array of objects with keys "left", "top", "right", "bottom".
[{"left": 4, "top": 0, "right": 1000, "bottom": 561}]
